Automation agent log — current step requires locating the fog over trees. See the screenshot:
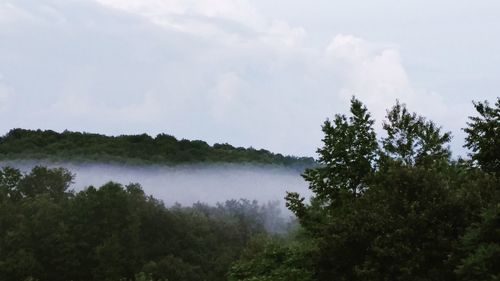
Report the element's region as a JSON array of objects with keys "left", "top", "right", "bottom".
[
  {"left": 0, "top": 162, "right": 310, "bottom": 213},
  {"left": 0, "top": 97, "right": 498, "bottom": 281}
]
